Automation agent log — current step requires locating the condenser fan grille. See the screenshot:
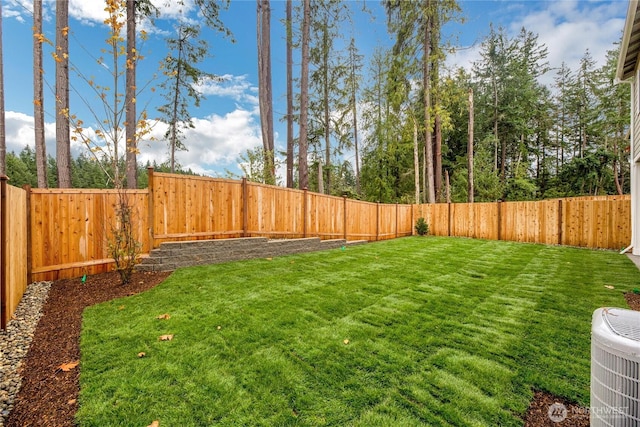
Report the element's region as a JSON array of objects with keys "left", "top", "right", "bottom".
[{"left": 604, "top": 309, "right": 640, "bottom": 341}]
